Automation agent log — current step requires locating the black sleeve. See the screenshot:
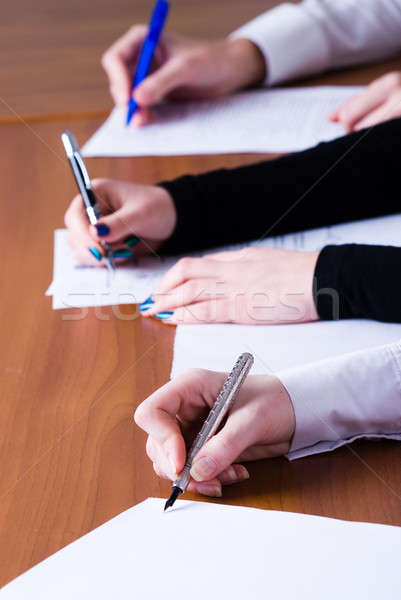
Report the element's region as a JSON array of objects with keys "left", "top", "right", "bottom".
[
  {"left": 314, "top": 244, "right": 401, "bottom": 323},
  {"left": 158, "top": 117, "right": 401, "bottom": 255}
]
